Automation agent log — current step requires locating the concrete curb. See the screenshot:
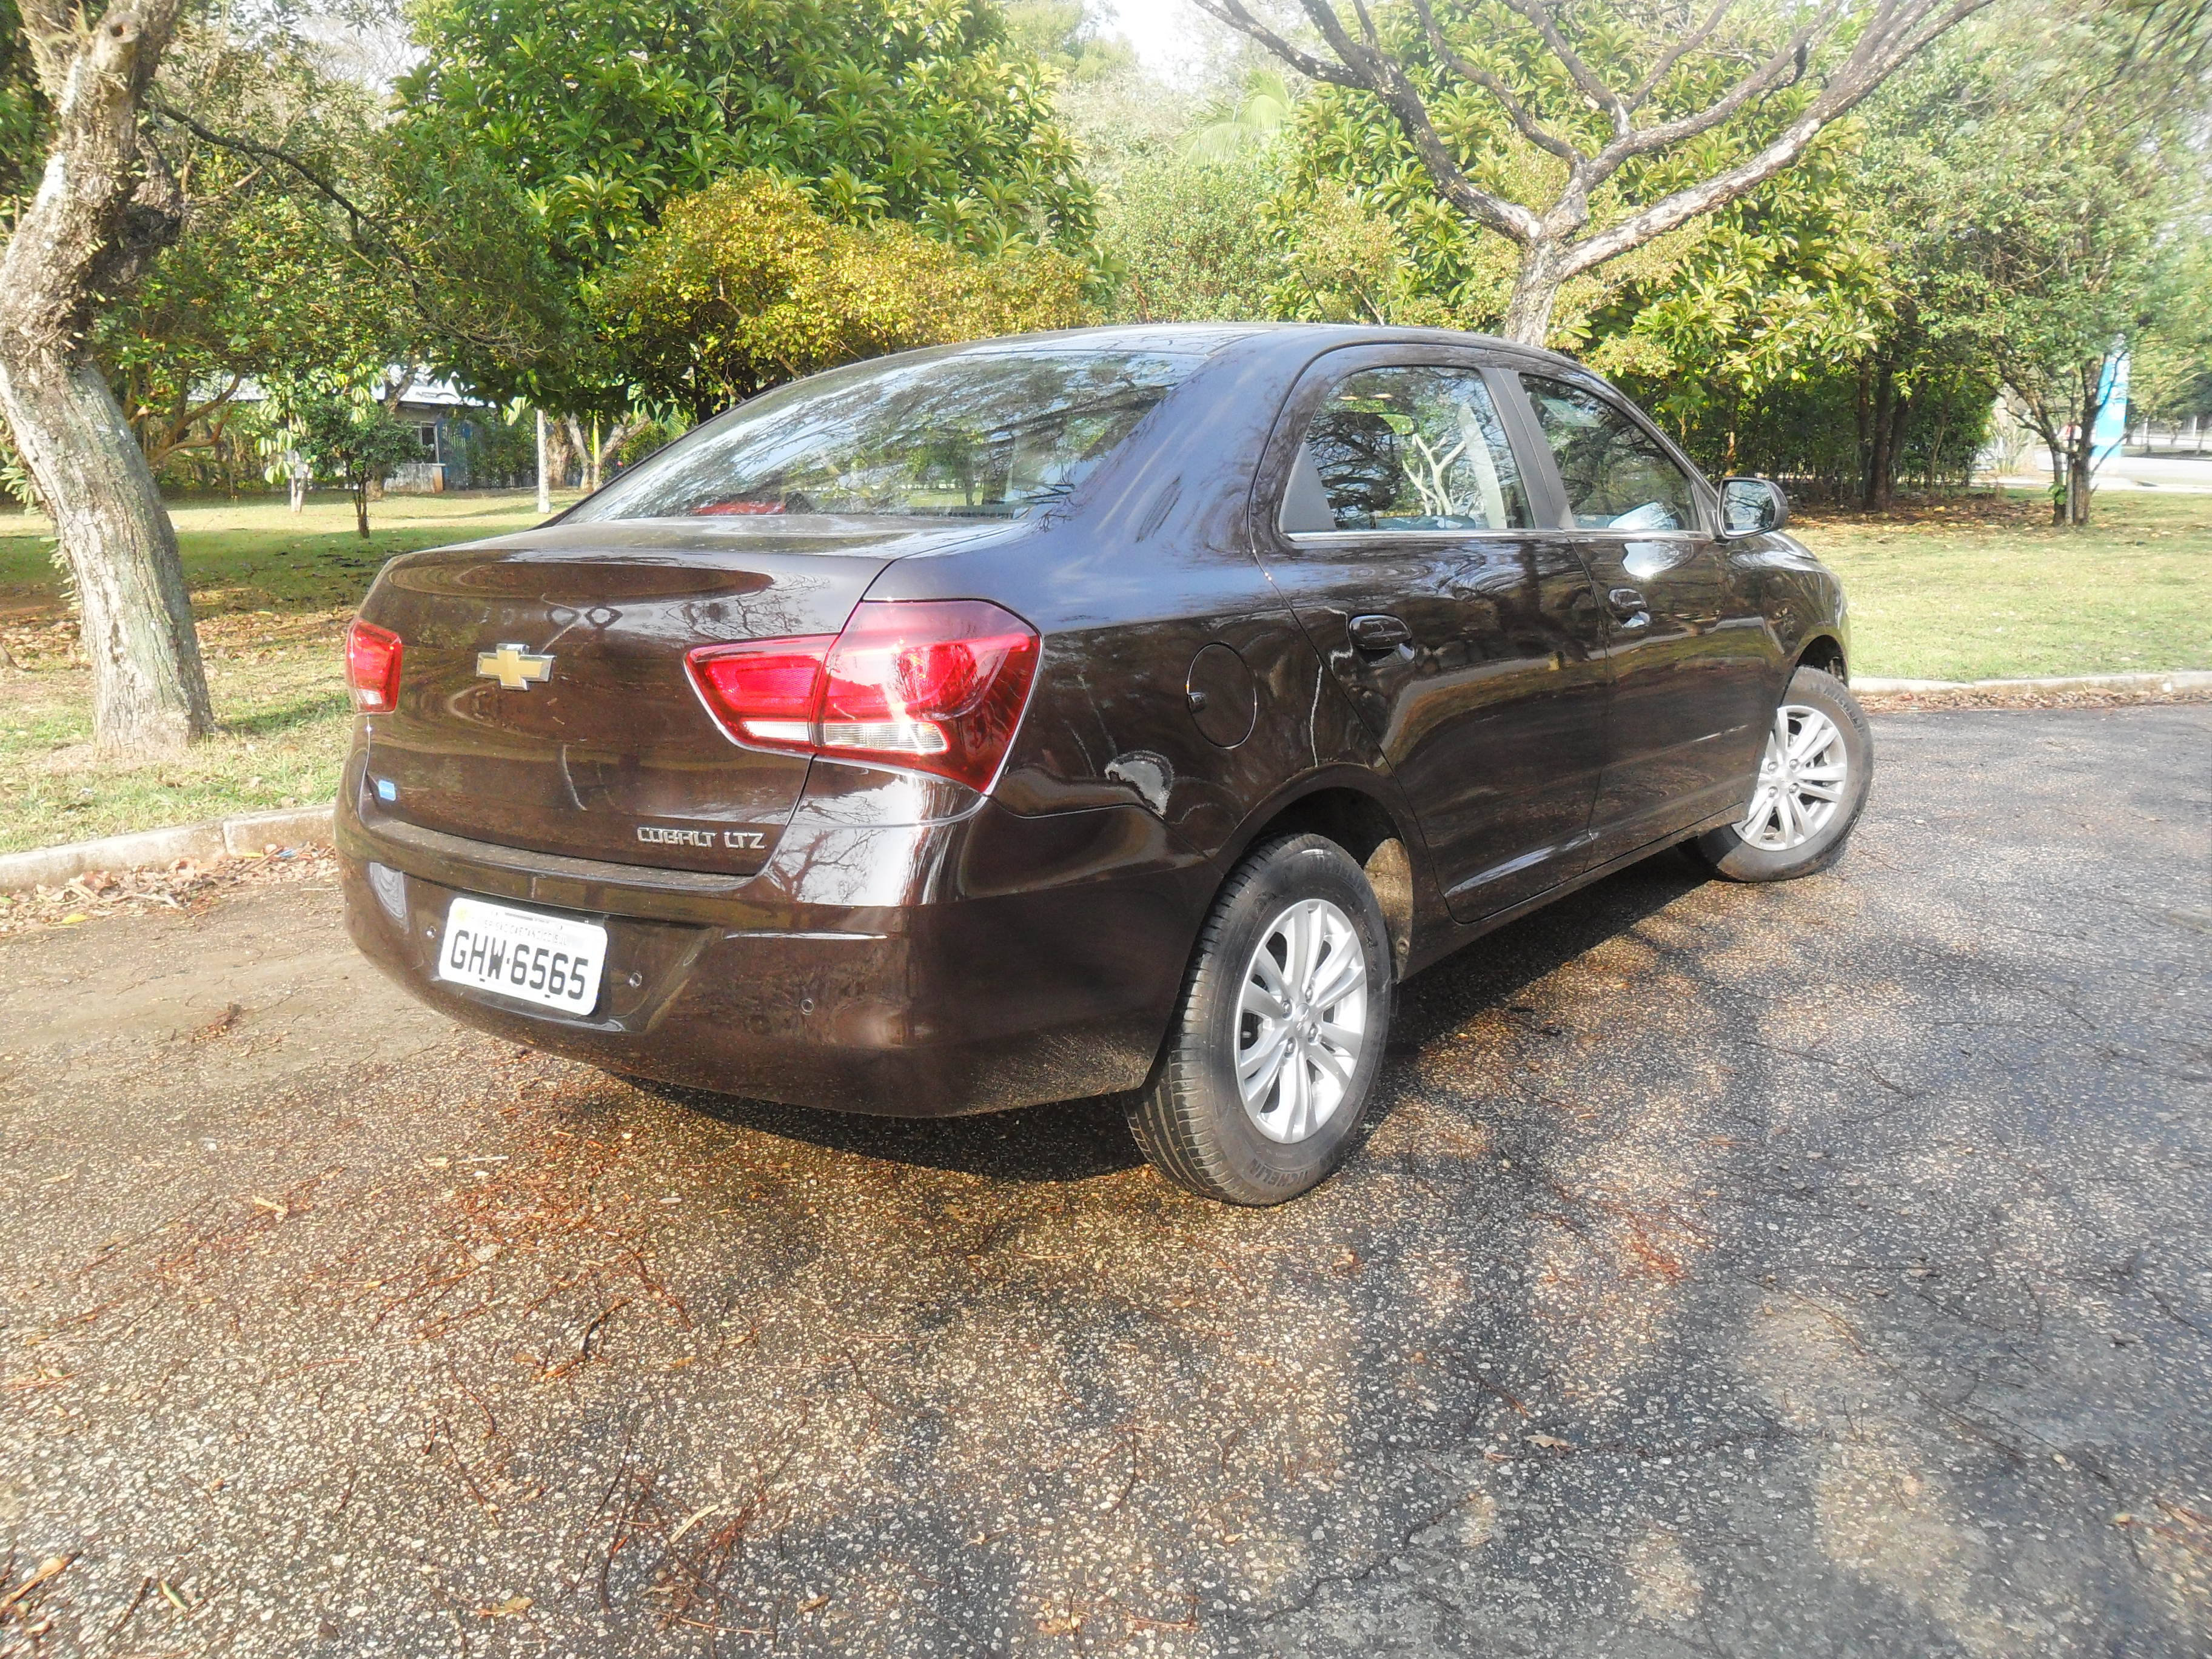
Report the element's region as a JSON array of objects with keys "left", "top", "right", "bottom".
[
  {"left": 0, "top": 804, "right": 333, "bottom": 894},
  {"left": 1855, "top": 670, "right": 2212, "bottom": 695}
]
